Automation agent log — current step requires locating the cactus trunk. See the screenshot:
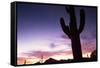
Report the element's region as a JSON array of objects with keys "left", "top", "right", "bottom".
[{"left": 71, "top": 34, "right": 82, "bottom": 60}]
